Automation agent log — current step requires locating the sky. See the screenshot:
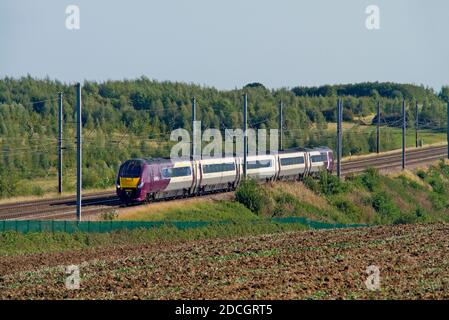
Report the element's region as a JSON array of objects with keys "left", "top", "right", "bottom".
[{"left": 1, "top": 0, "right": 448, "bottom": 91}]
